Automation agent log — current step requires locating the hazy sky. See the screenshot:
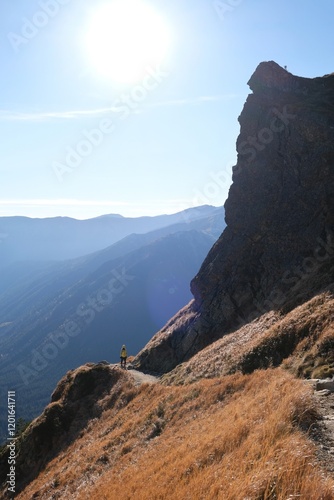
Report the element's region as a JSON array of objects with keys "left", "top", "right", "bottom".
[{"left": 1, "top": 0, "right": 334, "bottom": 219}]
